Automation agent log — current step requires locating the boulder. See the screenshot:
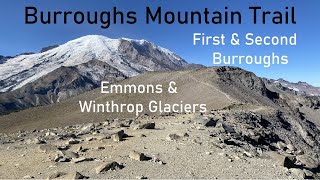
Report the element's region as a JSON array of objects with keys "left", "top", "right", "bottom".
[
  {"left": 129, "top": 151, "right": 147, "bottom": 161},
  {"left": 290, "top": 168, "right": 306, "bottom": 179},
  {"left": 111, "top": 134, "right": 121, "bottom": 142},
  {"left": 131, "top": 122, "right": 156, "bottom": 130},
  {"left": 95, "top": 162, "right": 123, "bottom": 174},
  {"left": 48, "top": 171, "right": 86, "bottom": 179},
  {"left": 296, "top": 155, "right": 319, "bottom": 169},
  {"left": 73, "top": 157, "right": 94, "bottom": 163},
  {"left": 63, "top": 172, "right": 86, "bottom": 179},
  {"left": 303, "top": 169, "right": 315, "bottom": 178},
  {"left": 267, "top": 152, "right": 296, "bottom": 168},
  {"left": 194, "top": 116, "right": 216, "bottom": 127},
  {"left": 47, "top": 172, "right": 67, "bottom": 179},
  {"left": 111, "top": 130, "right": 125, "bottom": 142},
  {"left": 78, "top": 123, "right": 95, "bottom": 135},
  {"left": 60, "top": 150, "right": 79, "bottom": 159}
]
